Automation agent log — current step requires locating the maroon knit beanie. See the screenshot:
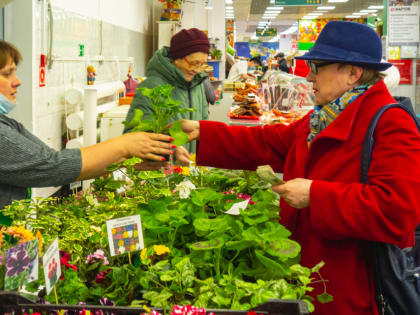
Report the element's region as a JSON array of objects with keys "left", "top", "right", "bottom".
[{"left": 170, "top": 28, "right": 210, "bottom": 60}]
